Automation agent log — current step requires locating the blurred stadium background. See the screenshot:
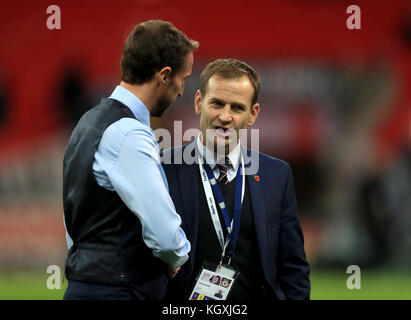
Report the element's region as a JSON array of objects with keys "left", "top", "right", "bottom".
[{"left": 0, "top": 0, "right": 410, "bottom": 299}]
